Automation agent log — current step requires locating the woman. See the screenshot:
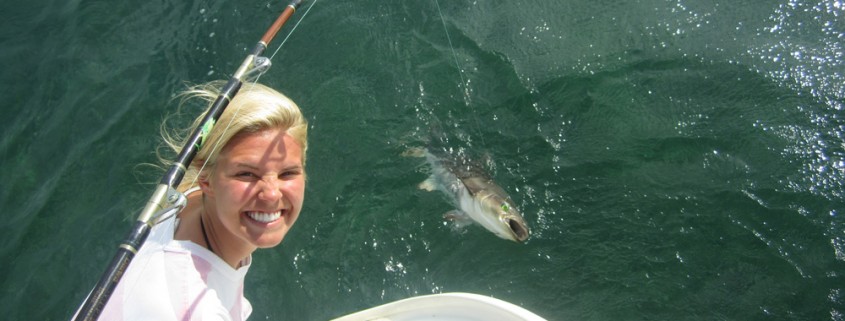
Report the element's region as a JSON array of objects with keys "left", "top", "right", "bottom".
[{"left": 99, "top": 81, "right": 308, "bottom": 320}]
